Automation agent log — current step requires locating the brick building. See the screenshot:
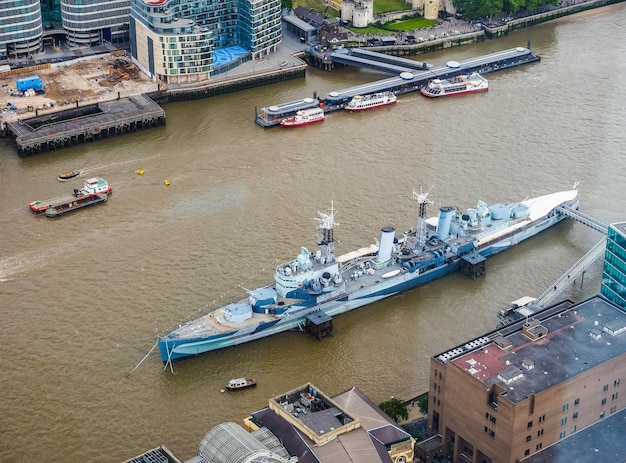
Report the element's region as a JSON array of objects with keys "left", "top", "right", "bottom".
[{"left": 426, "top": 295, "right": 626, "bottom": 463}]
